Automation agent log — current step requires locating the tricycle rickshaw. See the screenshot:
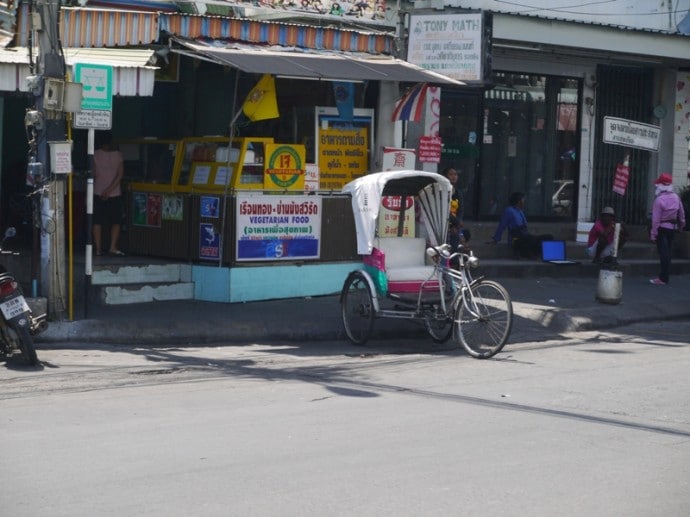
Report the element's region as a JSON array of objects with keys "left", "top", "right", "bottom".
[{"left": 340, "top": 170, "right": 513, "bottom": 359}]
